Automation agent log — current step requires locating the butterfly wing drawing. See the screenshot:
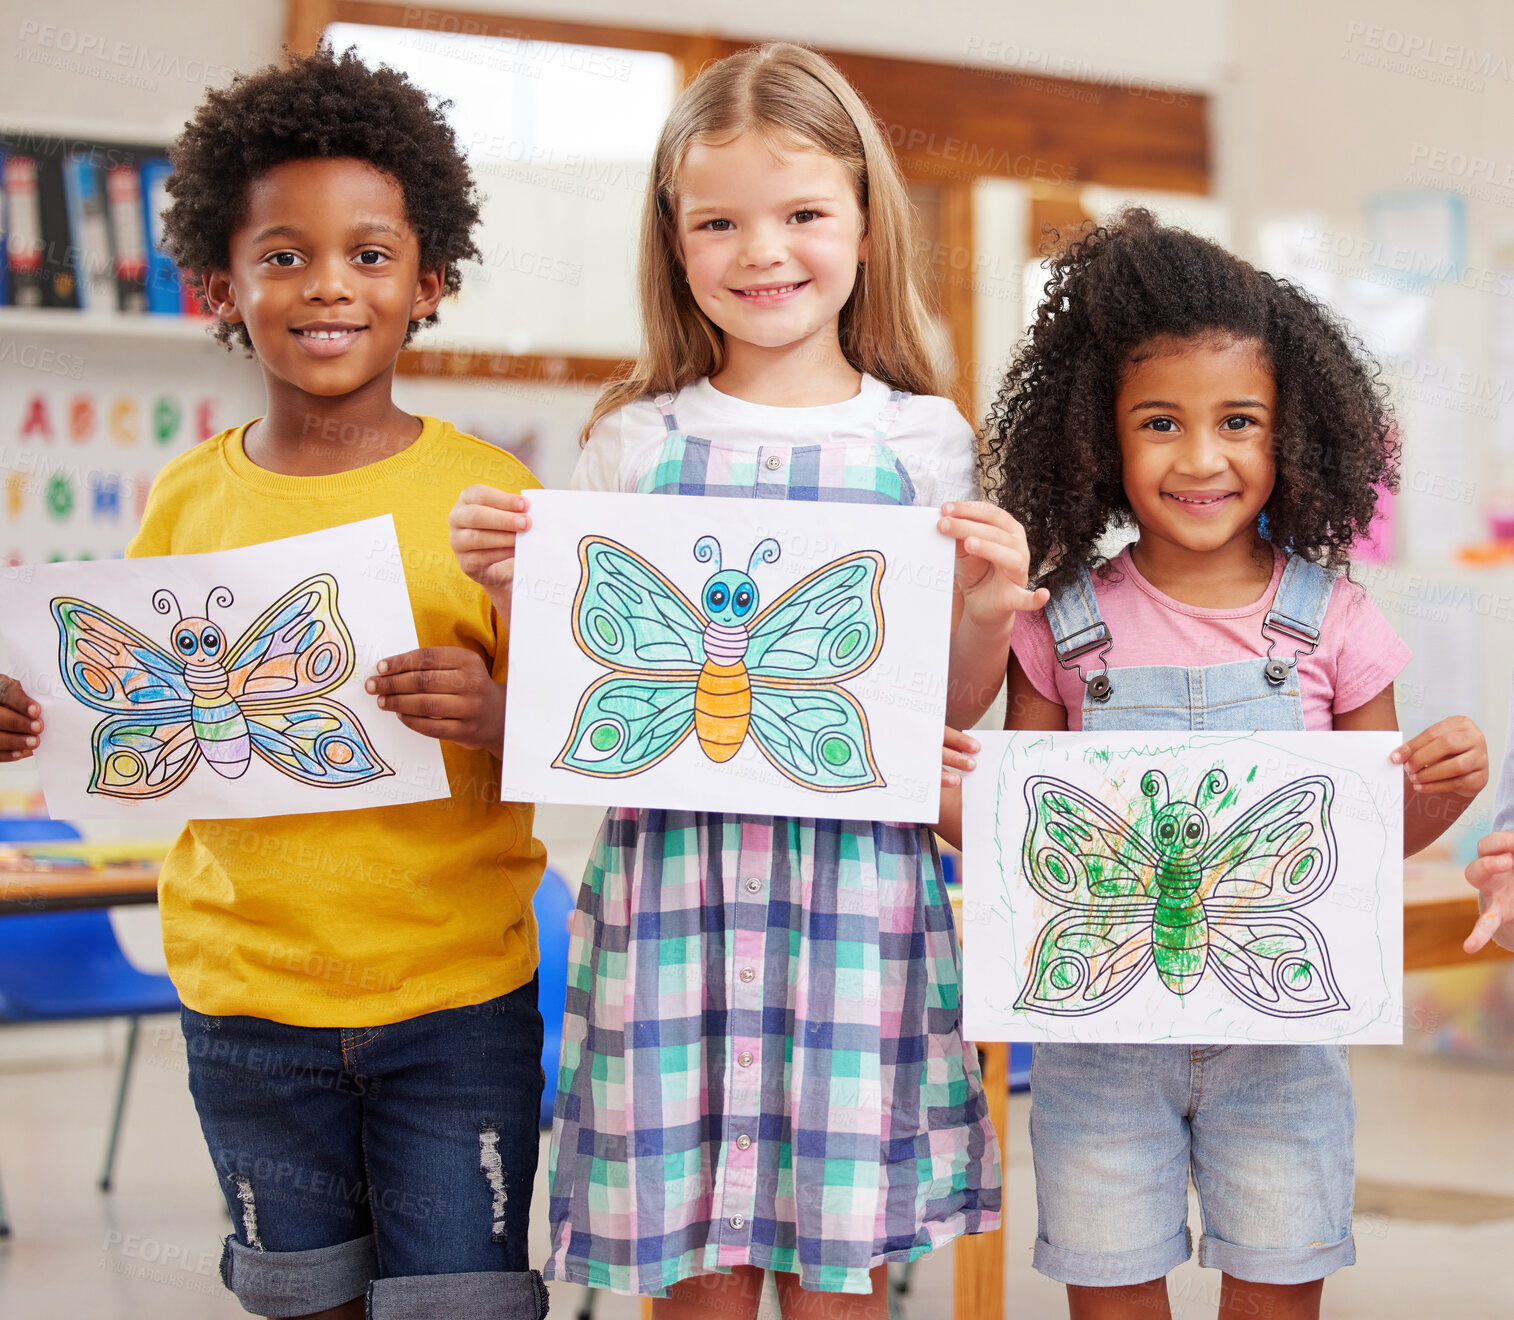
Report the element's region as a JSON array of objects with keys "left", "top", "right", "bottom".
[
  {"left": 224, "top": 573, "right": 354, "bottom": 700},
  {"left": 744, "top": 551, "right": 886, "bottom": 791},
  {"left": 1199, "top": 775, "right": 1347, "bottom": 1016},
  {"left": 569, "top": 537, "right": 708, "bottom": 672},
  {"left": 743, "top": 551, "right": 884, "bottom": 680},
  {"left": 1204, "top": 913, "right": 1346, "bottom": 1017},
  {"left": 554, "top": 538, "right": 705, "bottom": 776},
  {"left": 223, "top": 574, "right": 390, "bottom": 787},
  {"left": 1015, "top": 776, "right": 1160, "bottom": 1015},
  {"left": 52, "top": 598, "right": 201, "bottom": 798},
  {"left": 246, "top": 699, "right": 392, "bottom": 787}
]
